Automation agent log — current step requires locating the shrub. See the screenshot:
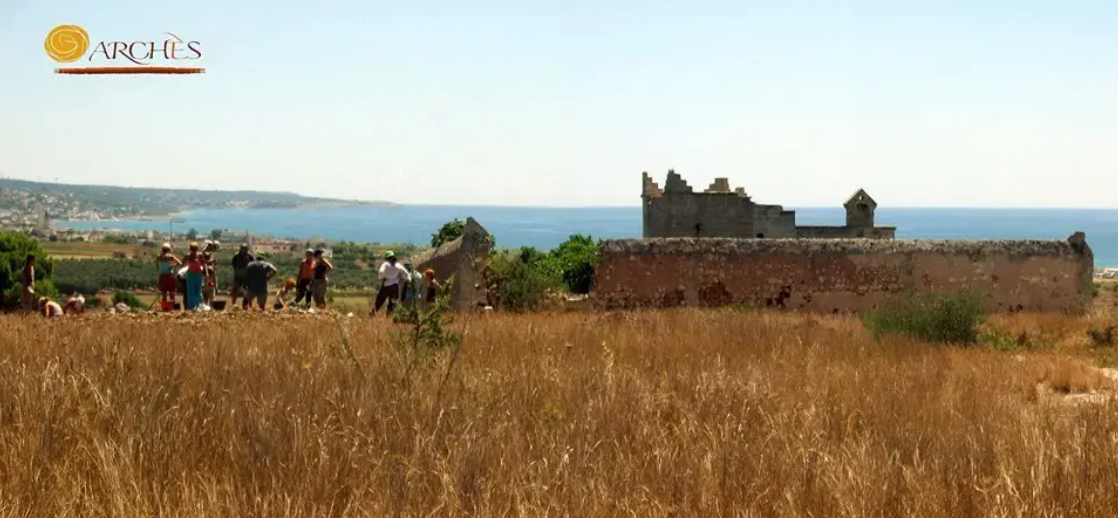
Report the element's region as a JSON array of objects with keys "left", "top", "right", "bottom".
[
  {"left": 977, "top": 327, "right": 1029, "bottom": 352},
  {"left": 543, "top": 234, "right": 600, "bottom": 295},
  {"left": 485, "top": 250, "right": 558, "bottom": 312},
  {"left": 0, "top": 232, "right": 55, "bottom": 308},
  {"left": 862, "top": 289, "right": 986, "bottom": 344},
  {"left": 431, "top": 219, "right": 465, "bottom": 248},
  {"left": 2, "top": 279, "right": 59, "bottom": 308},
  {"left": 112, "top": 291, "right": 147, "bottom": 310}
]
